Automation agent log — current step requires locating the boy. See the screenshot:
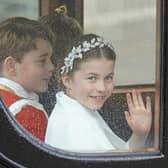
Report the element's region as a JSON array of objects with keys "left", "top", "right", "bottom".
[{"left": 0, "top": 17, "right": 54, "bottom": 141}]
